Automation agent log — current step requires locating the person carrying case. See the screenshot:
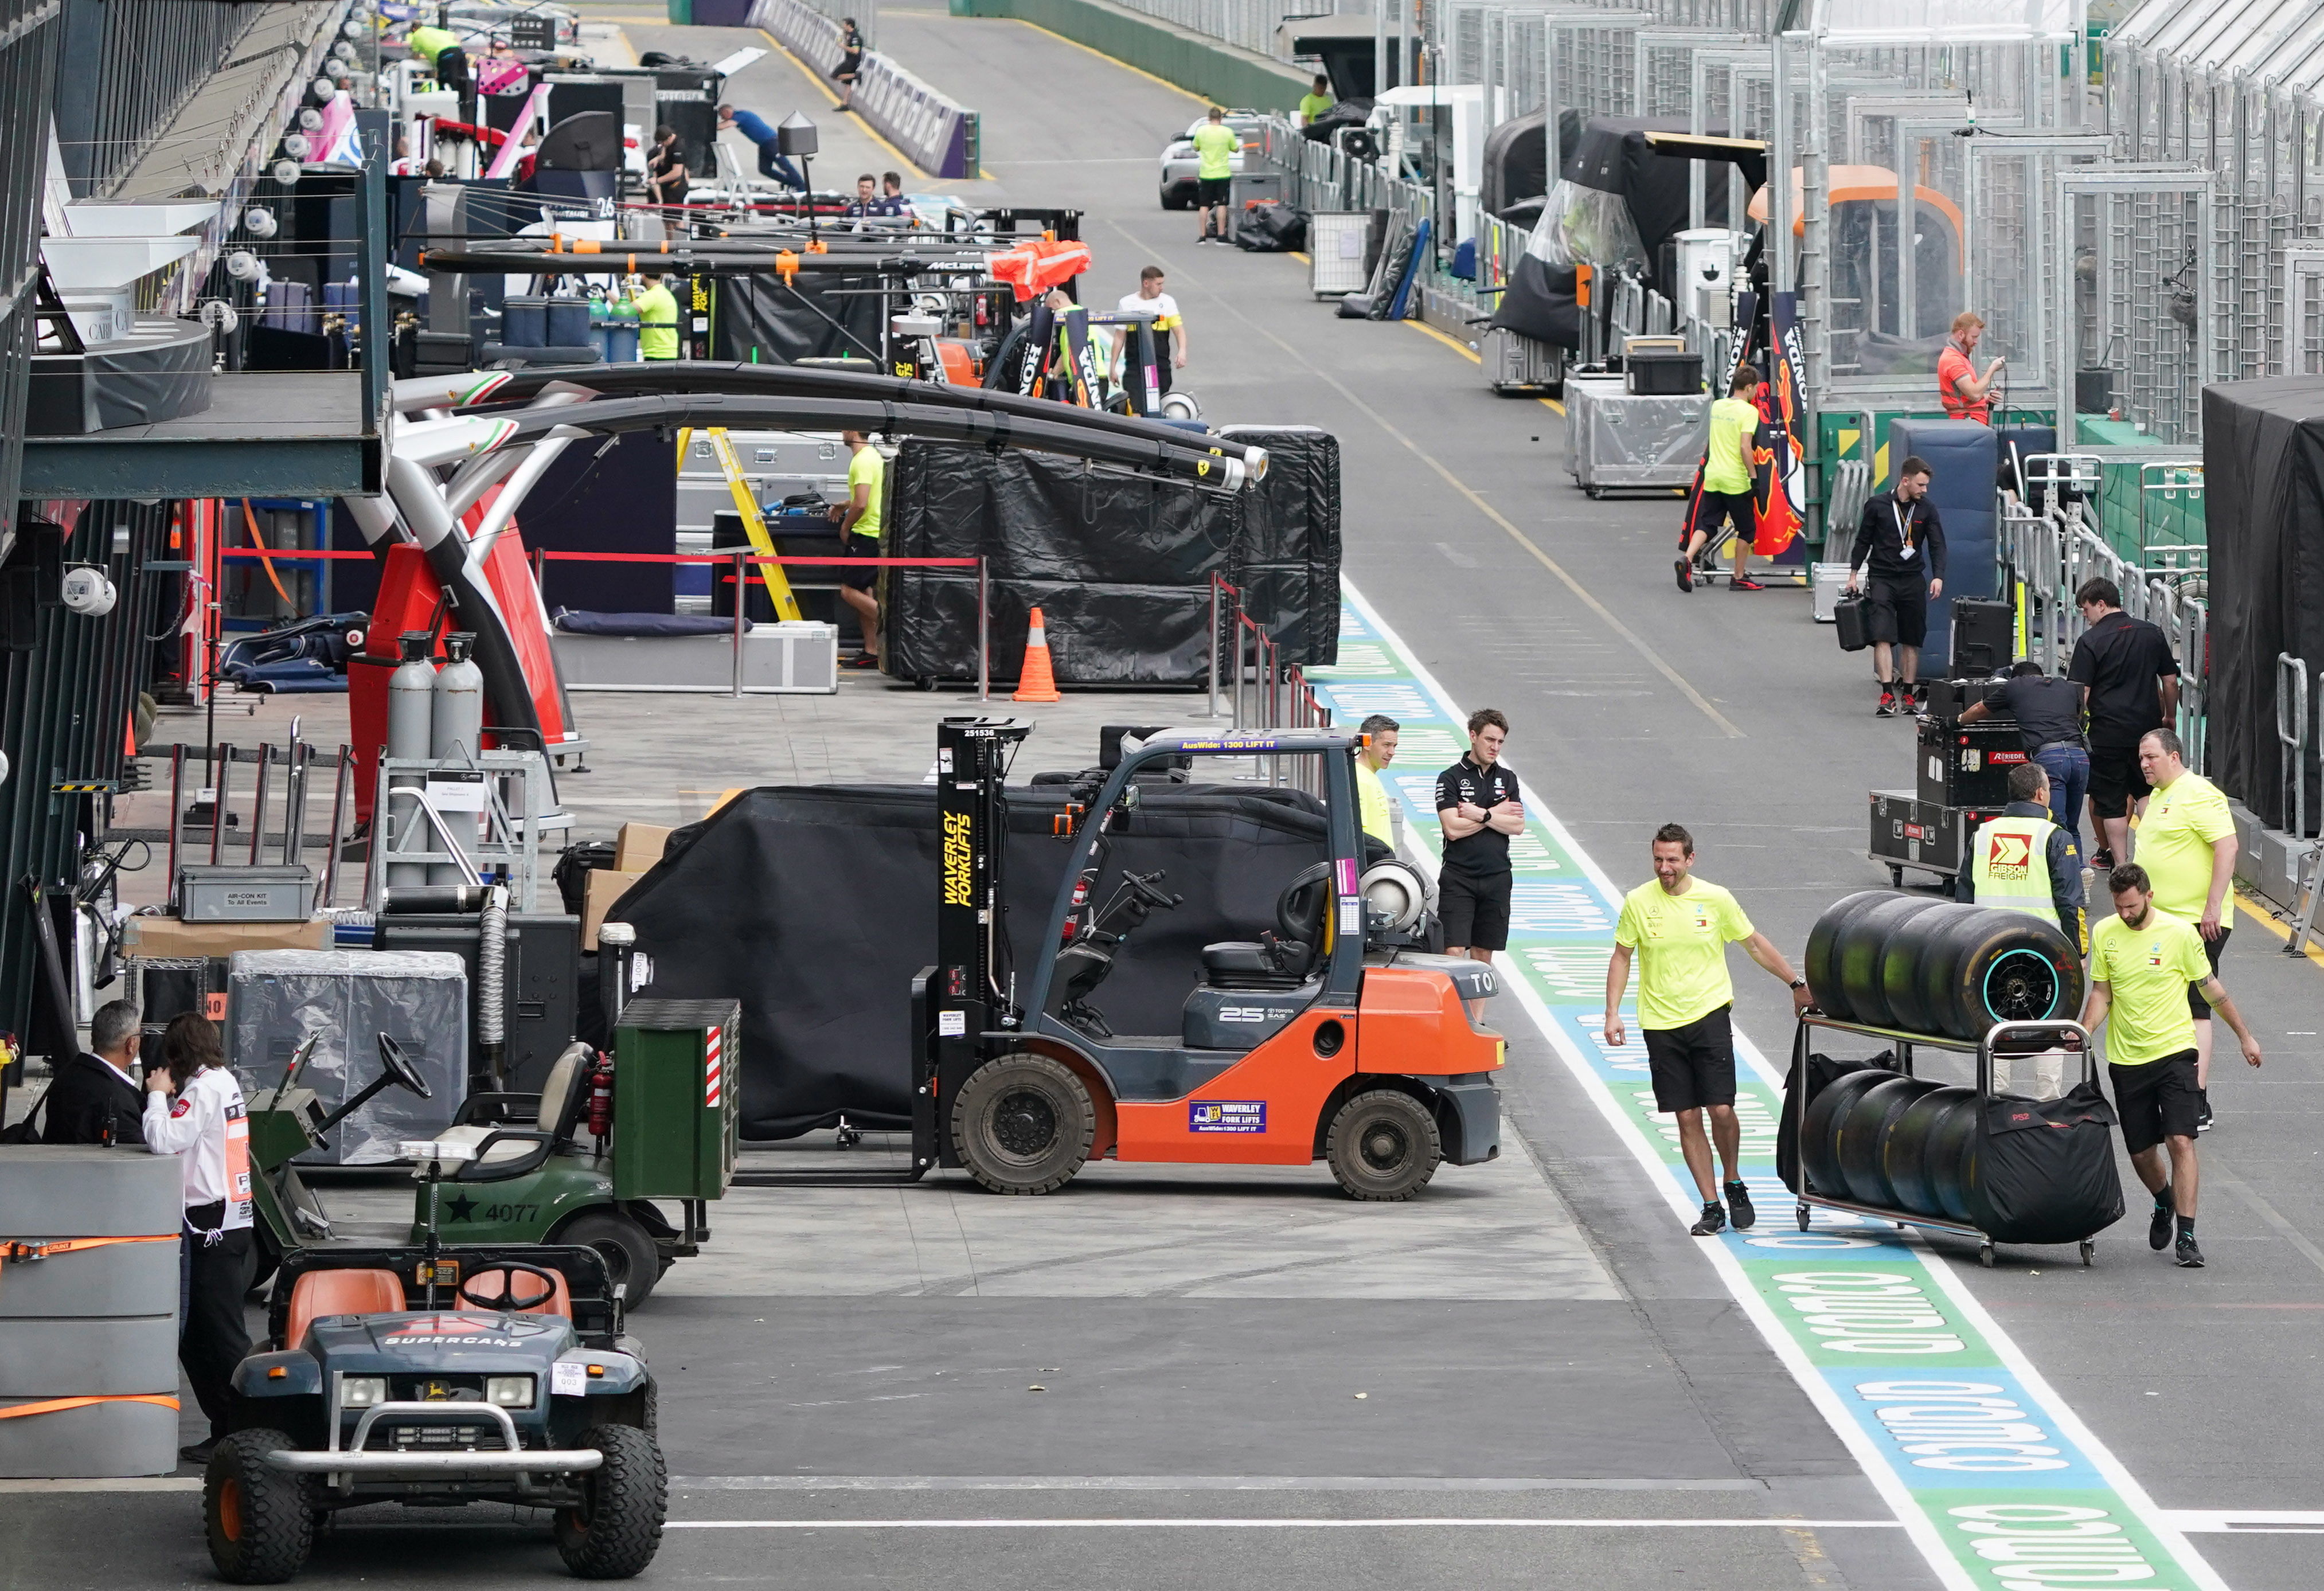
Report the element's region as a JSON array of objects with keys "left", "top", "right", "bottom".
[{"left": 1834, "top": 592, "right": 1872, "bottom": 652}]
